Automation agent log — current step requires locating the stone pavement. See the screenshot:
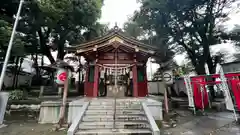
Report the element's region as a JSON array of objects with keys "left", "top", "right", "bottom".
[{"left": 163, "top": 112, "right": 240, "bottom": 135}]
